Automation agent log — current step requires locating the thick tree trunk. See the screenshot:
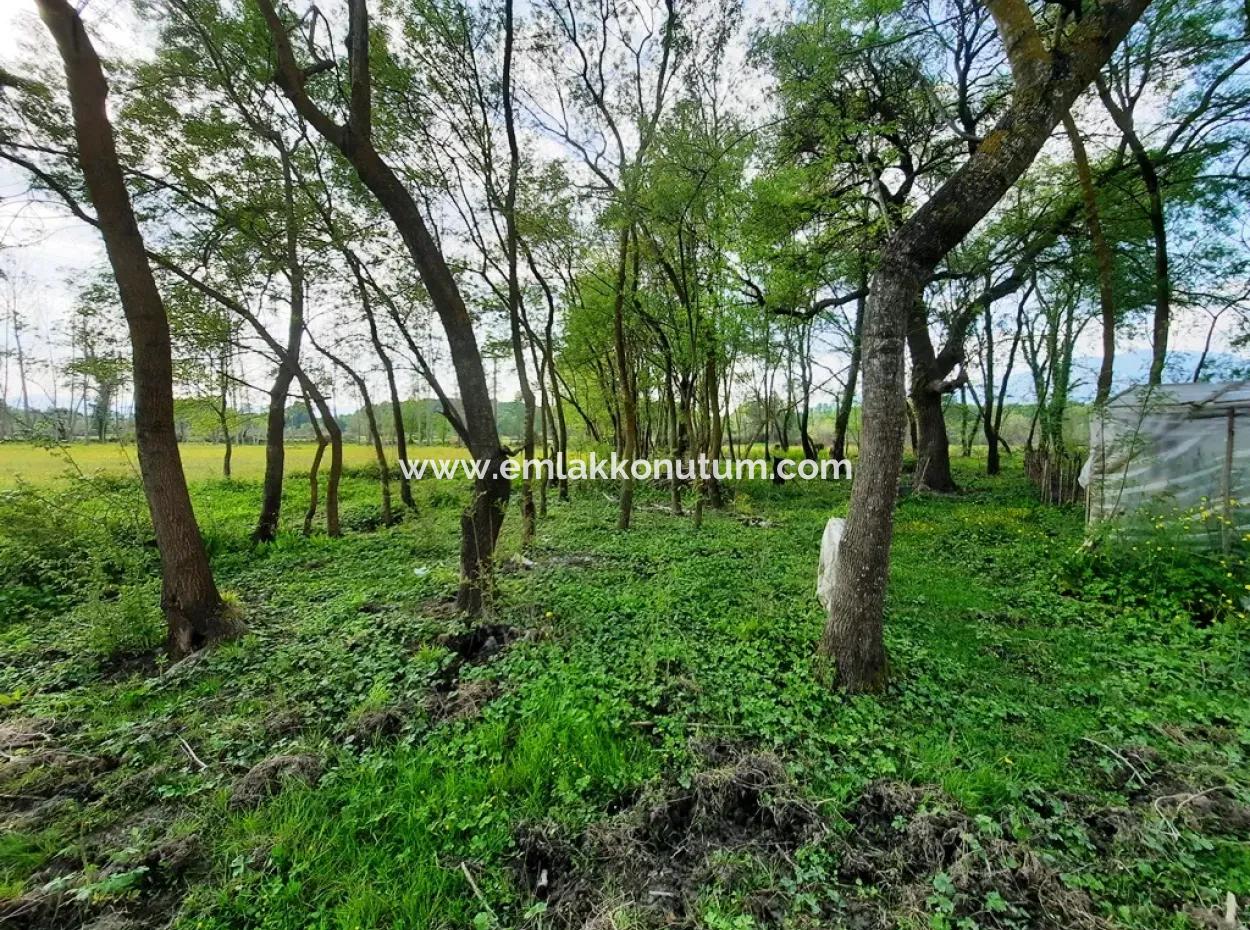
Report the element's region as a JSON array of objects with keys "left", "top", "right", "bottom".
[
  {"left": 819, "top": 0, "right": 1149, "bottom": 692},
  {"left": 906, "top": 303, "right": 959, "bottom": 493},
  {"left": 911, "top": 387, "right": 957, "bottom": 492},
  {"left": 38, "top": 0, "right": 229, "bottom": 659}
]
